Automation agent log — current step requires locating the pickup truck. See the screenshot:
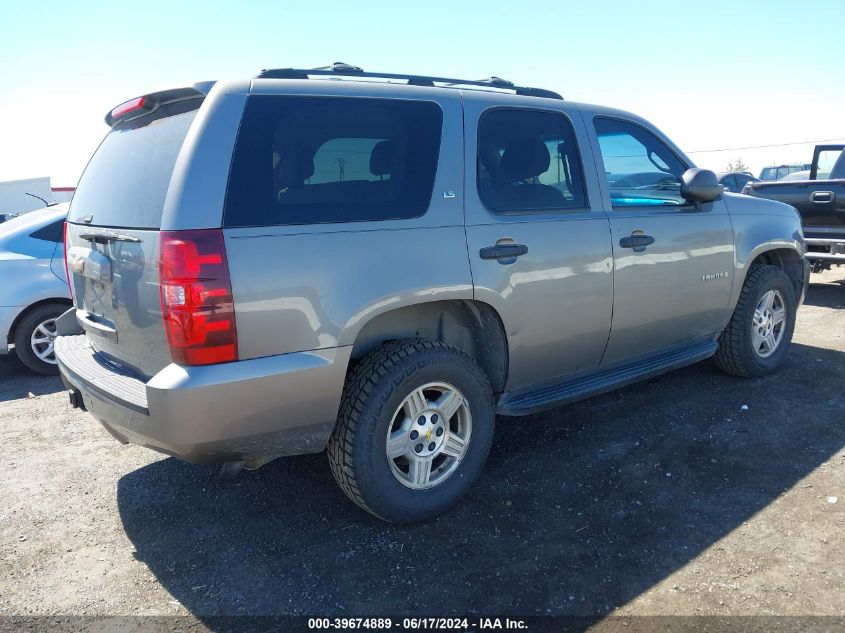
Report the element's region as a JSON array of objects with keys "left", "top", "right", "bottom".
[{"left": 744, "top": 145, "right": 845, "bottom": 271}]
